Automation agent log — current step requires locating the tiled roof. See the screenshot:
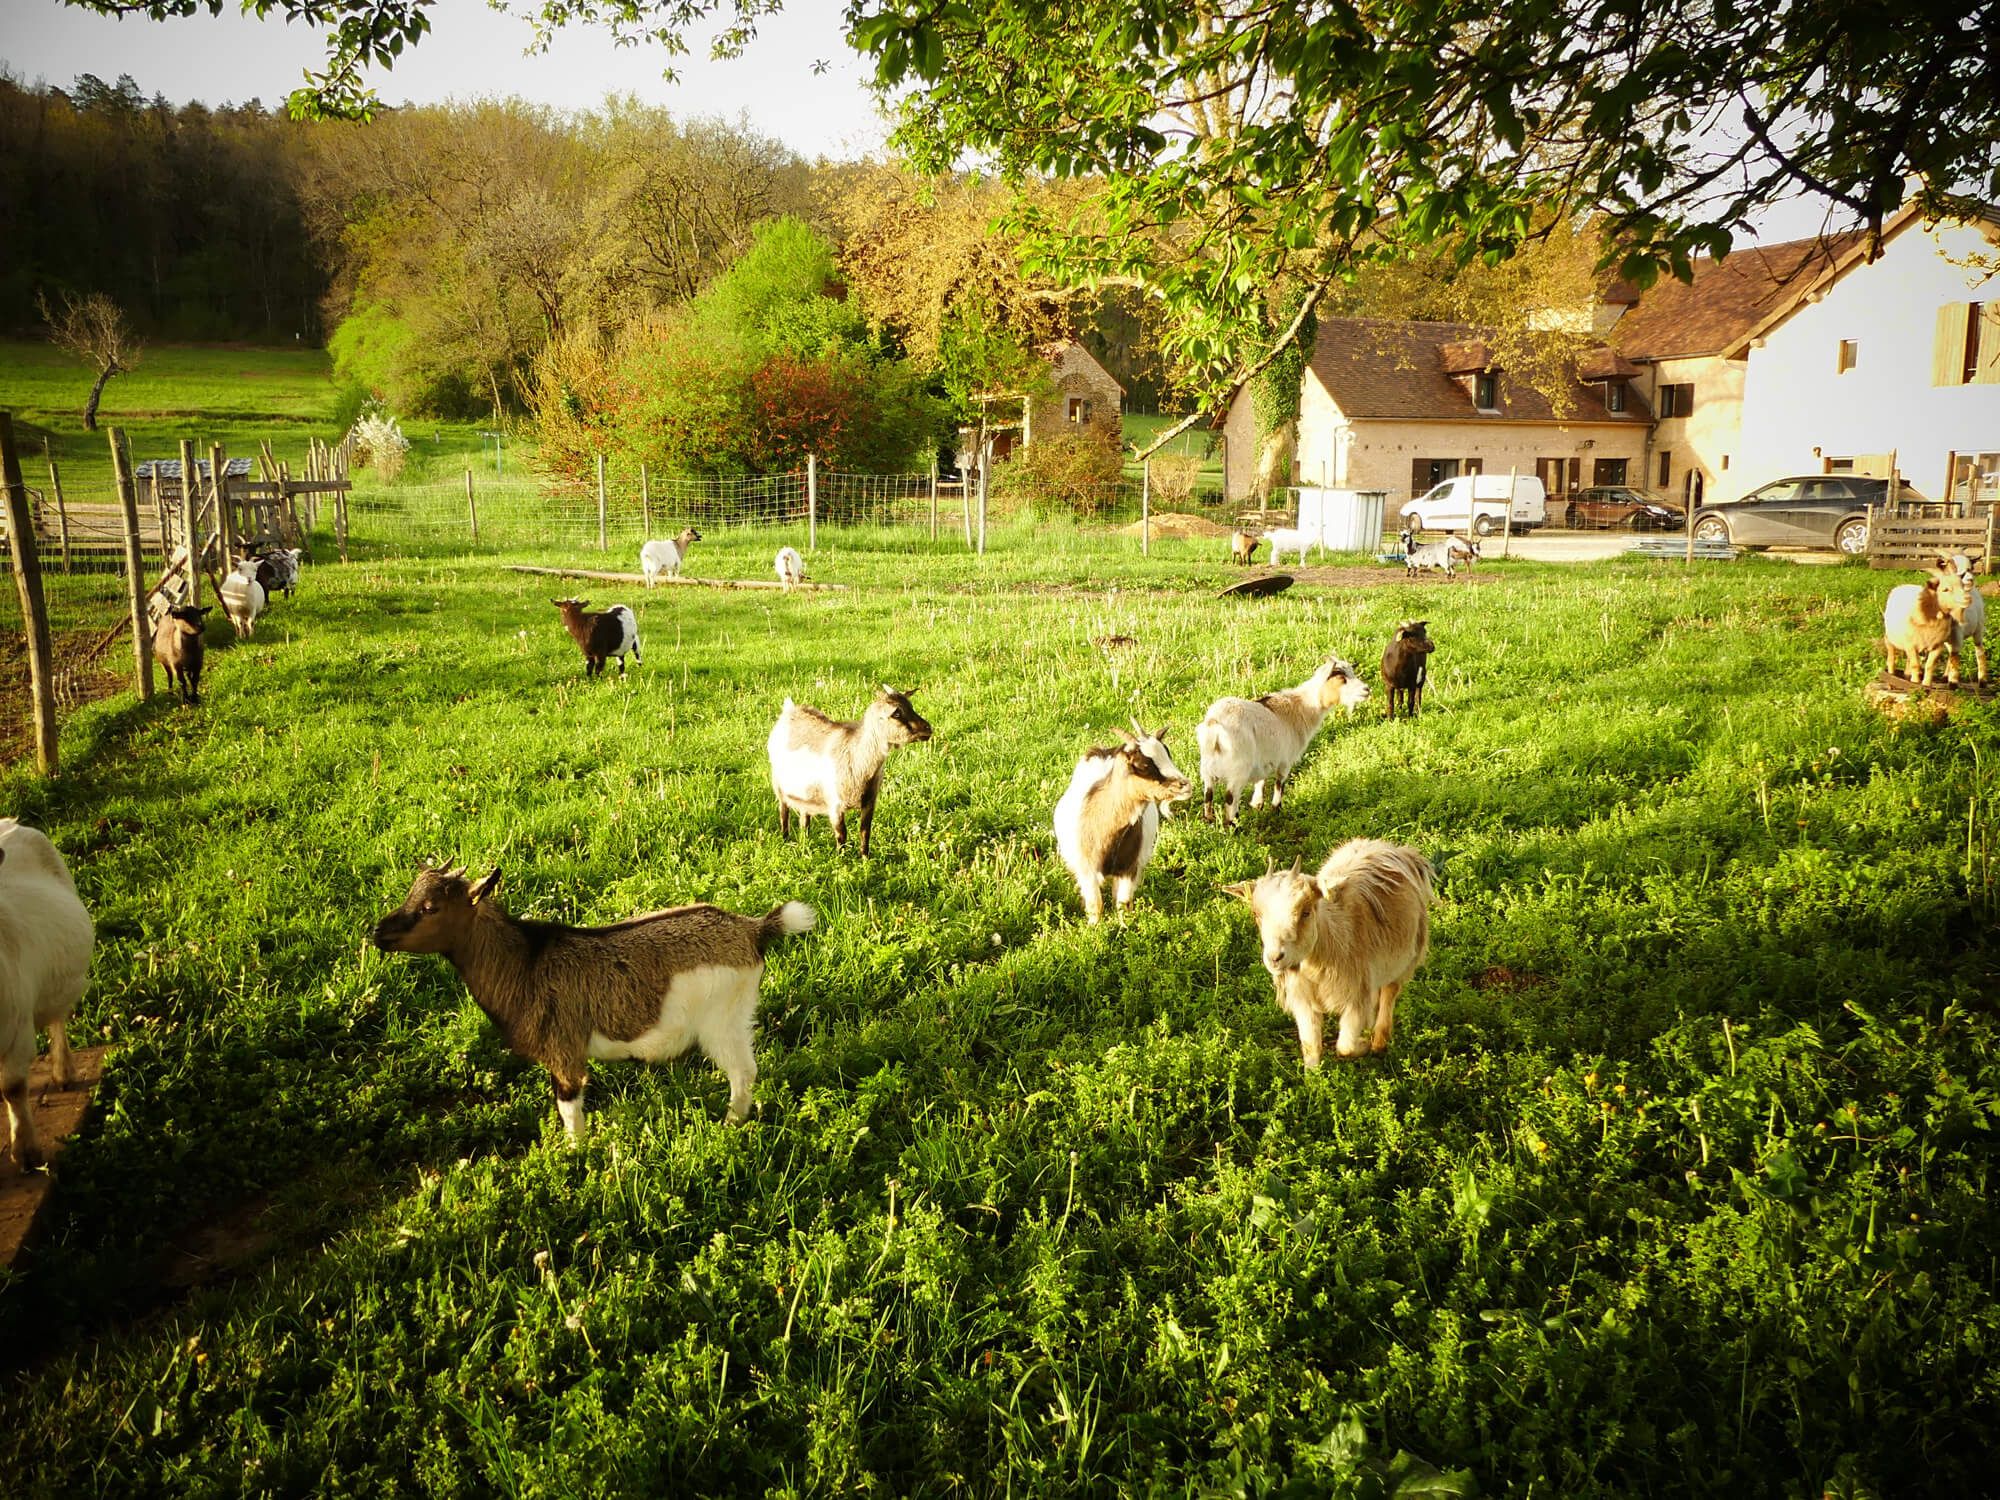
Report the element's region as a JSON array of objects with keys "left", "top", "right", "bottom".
[
  {"left": 1305, "top": 318, "right": 1651, "bottom": 424},
  {"left": 1609, "top": 232, "right": 1868, "bottom": 360}
]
